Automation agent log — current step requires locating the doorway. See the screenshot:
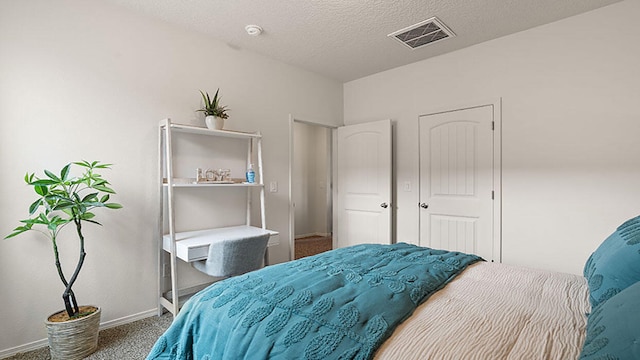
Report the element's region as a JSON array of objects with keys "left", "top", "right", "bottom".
[{"left": 290, "top": 119, "right": 334, "bottom": 260}]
